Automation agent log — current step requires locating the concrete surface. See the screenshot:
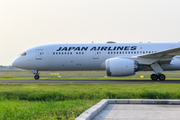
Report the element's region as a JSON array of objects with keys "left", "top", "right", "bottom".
[
  {"left": 76, "top": 99, "right": 180, "bottom": 120},
  {"left": 93, "top": 104, "right": 180, "bottom": 120}
]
